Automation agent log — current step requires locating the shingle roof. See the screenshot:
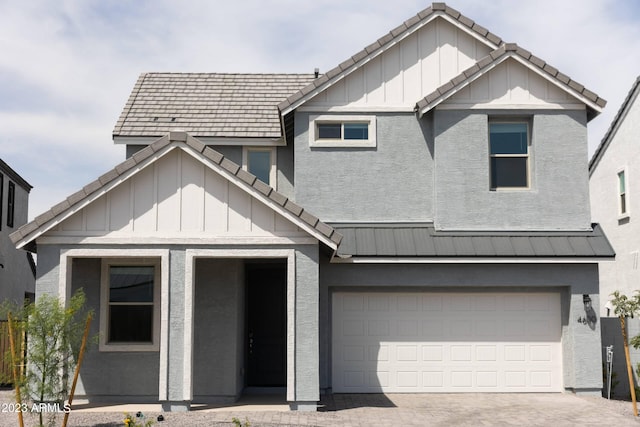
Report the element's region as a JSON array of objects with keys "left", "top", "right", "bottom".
[
  {"left": 415, "top": 43, "right": 606, "bottom": 120},
  {"left": 277, "top": 2, "right": 504, "bottom": 115},
  {"left": 11, "top": 132, "right": 342, "bottom": 252},
  {"left": 333, "top": 223, "right": 615, "bottom": 258},
  {"left": 589, "top": 75, "right": 640, "bottom": 173},
  {"left": 113, "top": 73, "right": 316, "bottom": 139}
]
